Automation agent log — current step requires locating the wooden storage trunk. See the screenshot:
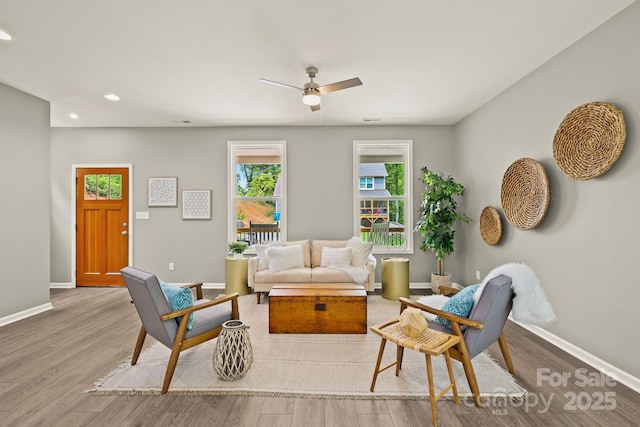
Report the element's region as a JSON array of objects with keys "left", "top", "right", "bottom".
[{"left": 268, "top": 284, "right": 367, "bottom": 334}]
